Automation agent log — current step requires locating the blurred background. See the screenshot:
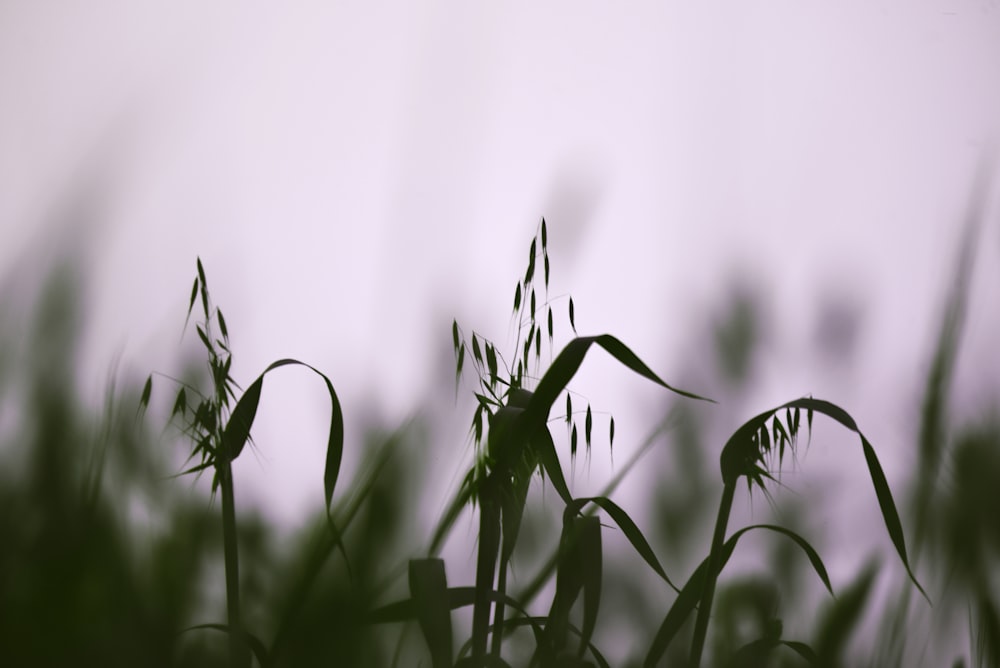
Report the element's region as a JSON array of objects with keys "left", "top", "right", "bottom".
[{"left": 1, "top": 2, "right": 999, "bottom": 666}]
